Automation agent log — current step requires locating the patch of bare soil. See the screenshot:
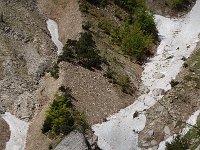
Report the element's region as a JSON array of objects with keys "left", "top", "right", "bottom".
[
  {"left": 37, "top": 0, "right": 82, "bottom": 43},
  {"left": 0, "top": 117, "right": 10, "bottom": 150},
  {"left": 138, "top": 43, "right": 200, "bottom": 149},
  {"left": 147, "top": 0, "right": 196, "bottom": 17},
  {"left": 60, "top": 62, "right": 138, "bottom": 125}
]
